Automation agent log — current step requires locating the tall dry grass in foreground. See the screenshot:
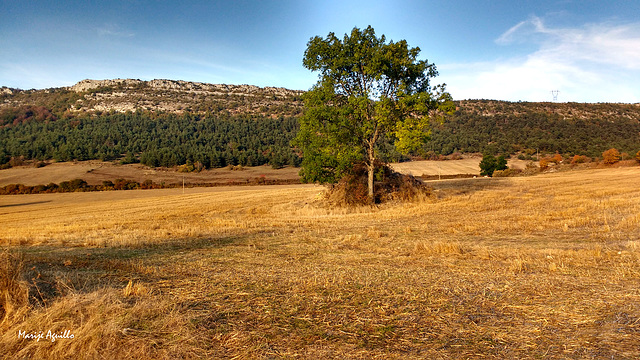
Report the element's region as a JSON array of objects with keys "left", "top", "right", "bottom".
[{"left": 0, "top": 168, "right": 639, "bottom": 359}]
